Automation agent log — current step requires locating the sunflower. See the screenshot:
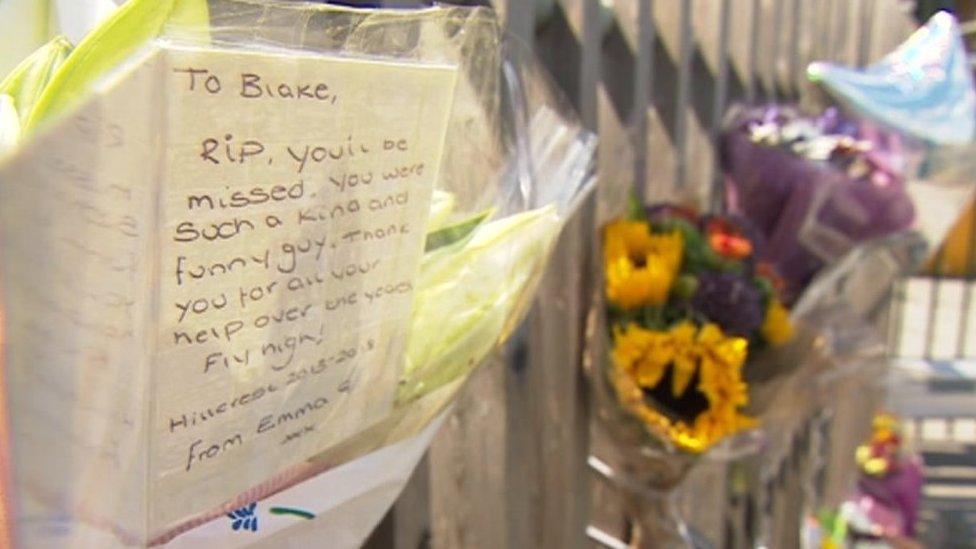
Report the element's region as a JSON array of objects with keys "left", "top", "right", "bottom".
[
  {"left": 693, "top": 324, "right": 754, "bottom": 442},
  {"left": 667, "top": 321, "right": 699, "bottom": 397},
  {"left": 603, "top": 219, "right": 654, "bottom": 264},
  {"left": 609, "top": 321, "right": 755, "bottom": 453},
  {"left": 611, "top": 323, "right": 675, "bottom": 389},
  {"left": 603, "top": 220, "right": 684, "bottom": 310},
  {"left": 696, "top": 323, "right": 749, "bottom": 409}
]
